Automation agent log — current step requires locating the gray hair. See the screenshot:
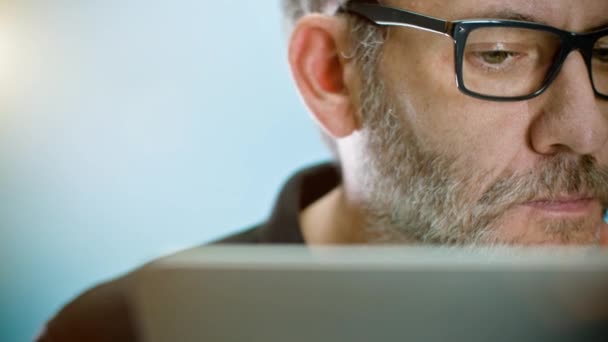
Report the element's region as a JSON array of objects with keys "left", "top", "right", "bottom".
[{"left": 281, "top": 0, "right": 343, "bottom": 33}]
